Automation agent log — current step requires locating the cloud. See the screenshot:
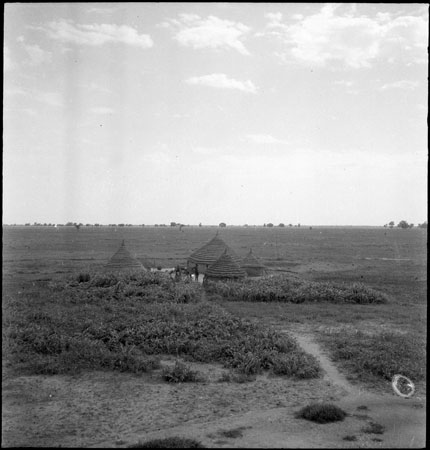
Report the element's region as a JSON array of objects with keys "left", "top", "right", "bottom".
[
  {"left": 186, "top": 73, "right": 257, "bottom": 94},
  {"left": 245, "top": 134, "right": 288, "bottom": 145},
  {"left": 80, "top": 82, "right": 112, "bottom": 94},
  {"left": 263, "top": 4, "right": 428, "bottom": 68},
  {"left": 192, "top": 146, "right": 219, "bottom": 156},
  {"left": 4, "top": 85, "right": 63, "bottom": 107},
  {"left": 4, "top": 86, "right": 27, "bottom": 96},
  {"left": 90, "top": 106, "right": 114, "bottom": 114},
  {"left": 165, "top": 14, "right": 250, "bottom": 55},
  {"left": 87, "top": 6, "right": 117, "bottom": 14},
  {"left": 142, "top": 152, "right": 172, "bottom": 164},
  {"left": 44, "top": 20, "right": 153, "bottom": 48},
  {"left": 24, "top": 44, "right": 52, "bottom": 65},
  {"left": 22, "top": 108, "right": 37, "bottom": 116},
  {"left": 380, "top": 80, "right": 420, "bottom": 90},
  {"left": 334, "top": 80, "right": 354, "bottom": 87},
  {"left": 34, "top": 91, "right": 63, "bottom": 107},
  {"left": 333, "top": 80, "right": 359, "bottom": 94},
  {"left": 265, "top": 12, "right": 283, "bottom": 26}
]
